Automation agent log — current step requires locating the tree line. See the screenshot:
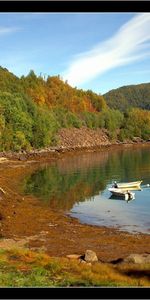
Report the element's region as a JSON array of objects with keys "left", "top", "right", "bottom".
[{"left": 0, "top": 67, "right": 150, "bottom": 152}]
